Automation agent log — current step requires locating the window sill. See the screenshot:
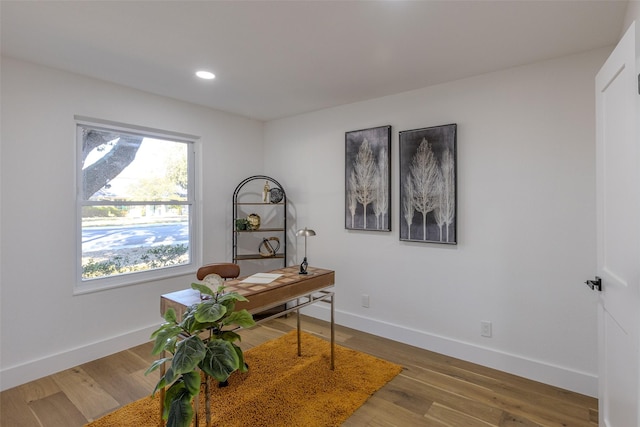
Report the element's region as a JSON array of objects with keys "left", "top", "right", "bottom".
[{"left": 73, "top": 264, "right": 197, "bottom": 295}]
